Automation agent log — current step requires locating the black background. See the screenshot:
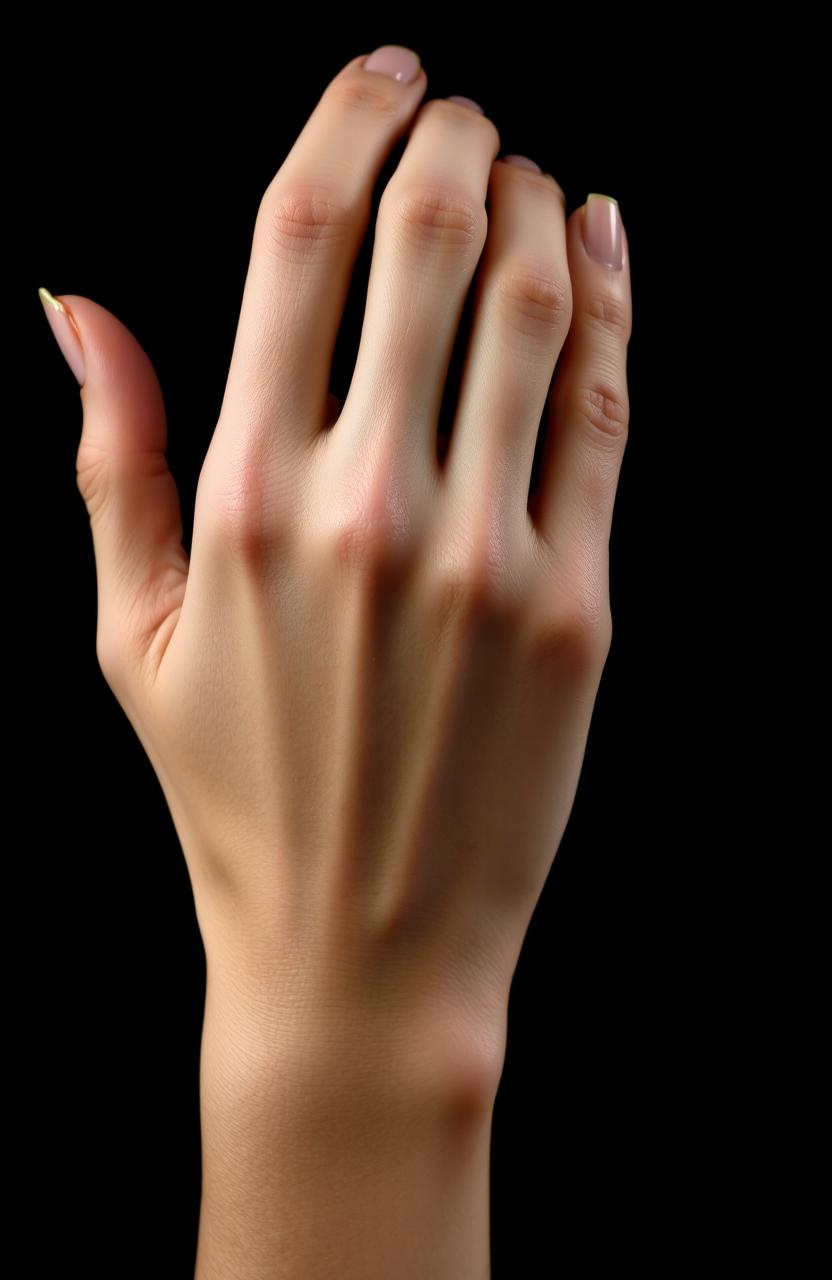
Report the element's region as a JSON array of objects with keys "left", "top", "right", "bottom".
[{"left": 16, "top": 21, "right": 828, "bottom": 1279}]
